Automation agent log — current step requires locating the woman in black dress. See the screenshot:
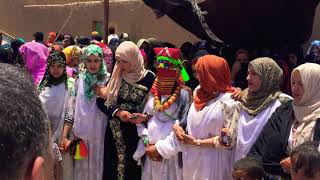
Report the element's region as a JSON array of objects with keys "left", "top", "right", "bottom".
[
  {"left": 96, "top": 41, "right": 155, "bottom": 180},
  {"left": 248, "top": 63, "right": 320, "bottom": 178}
]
